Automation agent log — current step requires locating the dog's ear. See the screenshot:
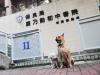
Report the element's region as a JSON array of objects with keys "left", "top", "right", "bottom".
[{"left": 62, "top": 33, "right": 64, "bottom": 37}]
